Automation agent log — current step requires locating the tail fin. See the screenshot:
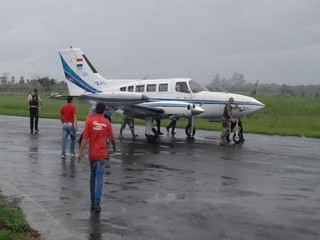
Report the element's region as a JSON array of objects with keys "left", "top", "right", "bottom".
[{"left": 59, "top": 47, "right": 104, "bottom": 95}]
